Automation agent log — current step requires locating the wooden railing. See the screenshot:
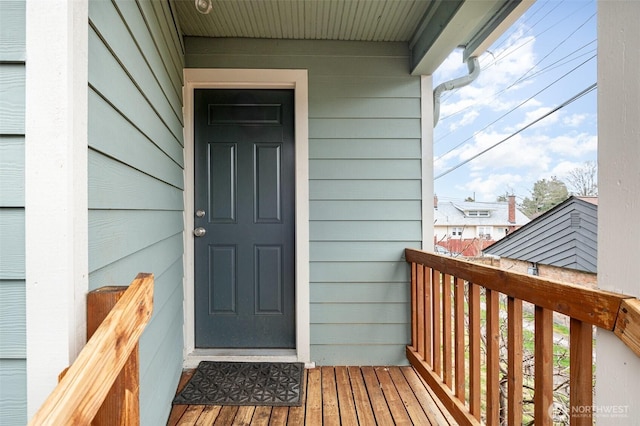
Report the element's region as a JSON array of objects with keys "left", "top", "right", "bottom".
[
  {"left": 405, "top": 248, "right": 640, "bottom": 426},
  {"left": 29, "top": 273, "right": 154, "bottom": 425}
]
